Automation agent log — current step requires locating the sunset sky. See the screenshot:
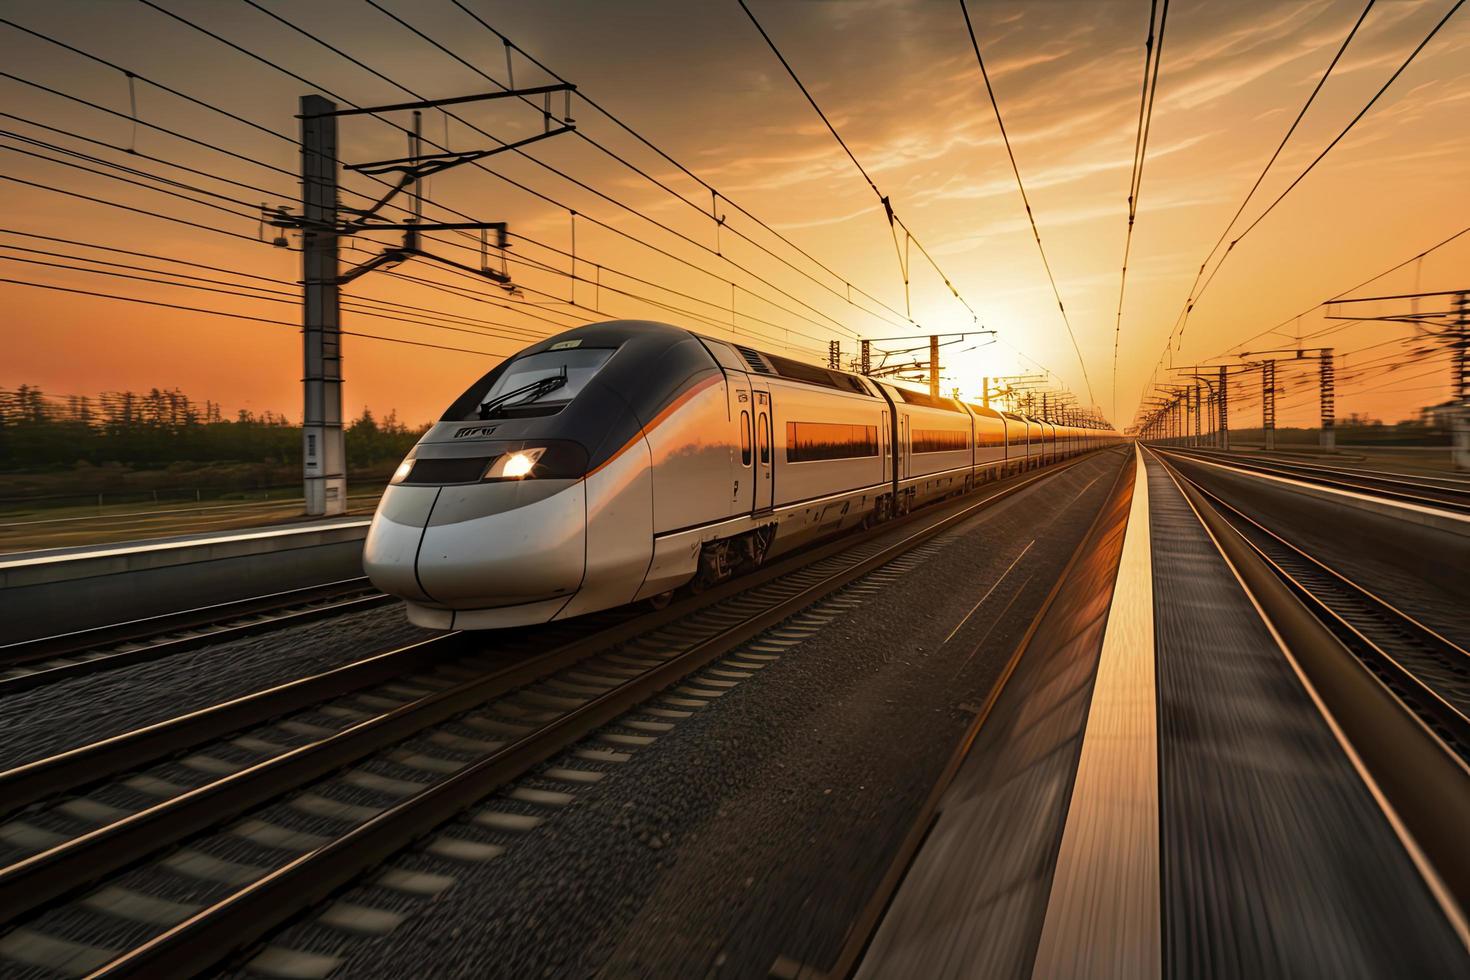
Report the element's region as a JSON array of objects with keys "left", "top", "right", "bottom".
[{"left": 3, "top": 0, "right": 1468, "bottom": 430}]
